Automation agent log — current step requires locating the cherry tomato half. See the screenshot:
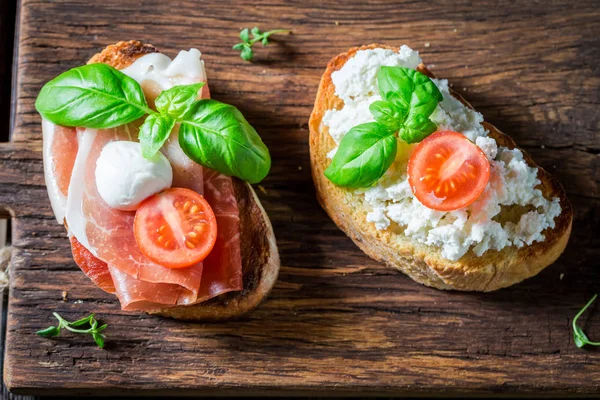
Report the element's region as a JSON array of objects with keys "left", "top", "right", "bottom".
[
  {"left": 408, "top": 130, "right": 490, "bottom": 211},
  {"left": 134, "top": 188, "right": 217, "bottom": 268}
]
